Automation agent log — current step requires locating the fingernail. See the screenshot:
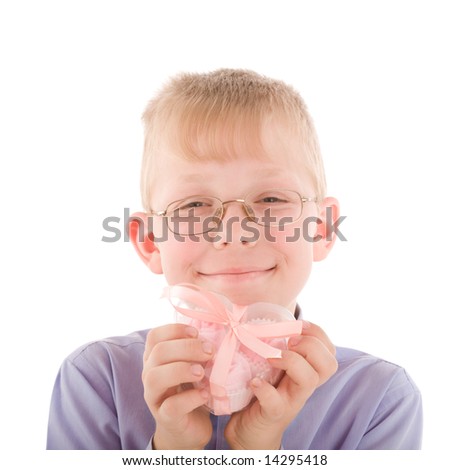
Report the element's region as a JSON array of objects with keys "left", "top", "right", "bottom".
[
  {"left": 251, "top": 377, "right": 263, "bottom": 388},
  {"left": 301, "top": 320, "right": 311, "bottom": 329},
  {"left": 191, "top": 364, "right": 204, "bottom": 376},
  {"left": 185, "top": 326, "right": 198, "bottom": 338},
  {"left": 202, "top": 341, "right": 214, "bottom": 355},
  {"left": 289, "top": 336, "right": 302, "bottom": 348}
]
